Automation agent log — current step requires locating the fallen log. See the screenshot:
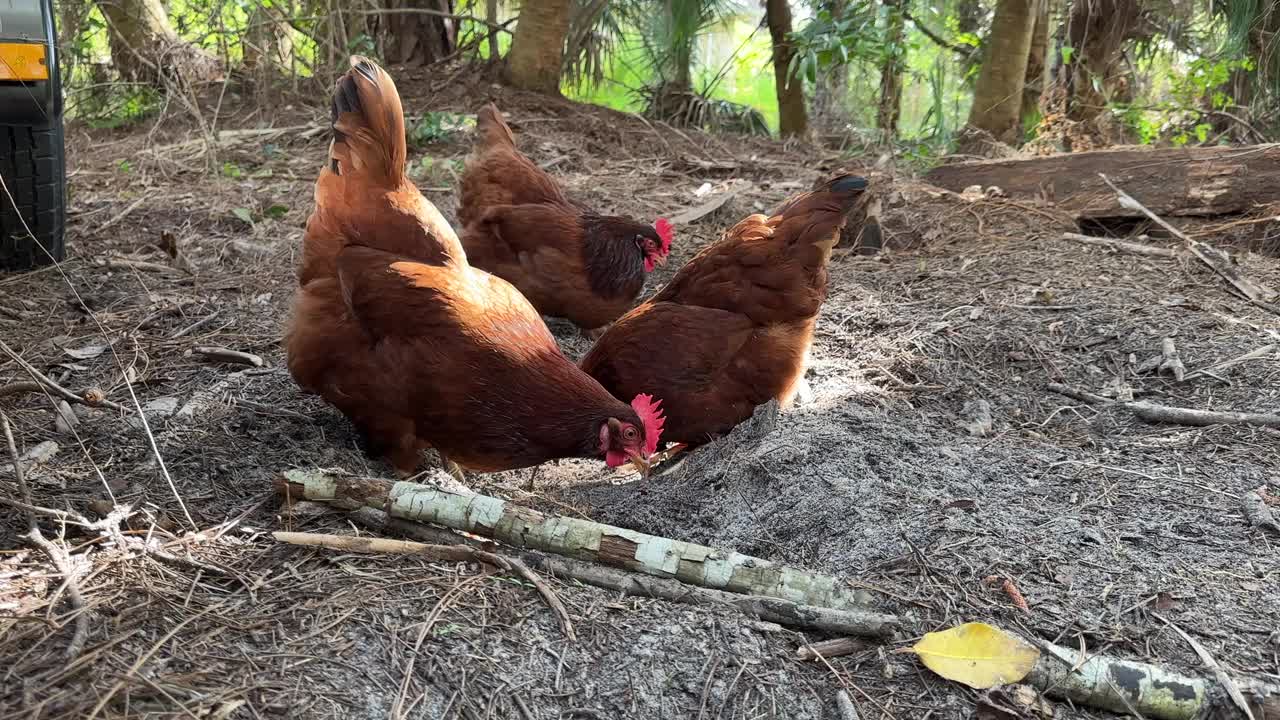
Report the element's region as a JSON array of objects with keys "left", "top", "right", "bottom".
[
  {"left": 276, "top": 469, "right": 875, "bottom": 612},
  {"left": 924, "top": 144, "right": 1280, "bottom": 219},
  {"left": 344, "top": 506, "right": 899, "bottom": 637}
]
